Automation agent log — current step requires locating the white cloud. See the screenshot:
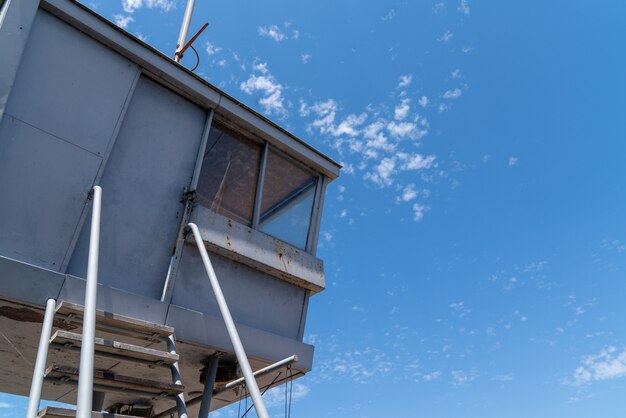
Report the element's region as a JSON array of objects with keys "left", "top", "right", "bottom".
[
  {"left": 122, "top": 0, "right": 142, "bottom": 13},
  {"left": 443, "top": 88, "right": 462, "bottom": 99},
  {"left": 508, "top": 157, "right": 518, "bottom": 167},
  {"left": 240, "top": 63, "right": 286, "bottom": 116},
  {"left": 458, "top": 0, "right": 470, "bottom": 15},
  {"left": 114, "top": 14, "right": 134, "bottom": 29},
  {"left": 122, "top": 0, "right": 175, "bottom": 13},
  {"left": 572, "top": 347, "right": 626, "bottom": 385},
  {"left": 394, "top": 98, "right": 411, "bottom": 121},
  {"left": 451, "top": 69, "right": 462, "bottom": 79},
  {"left": 387, "top": 121, "right": 427, "bottom": 140},
  {"left": 398, "top": 184, "right": 417, "bottom": 203},
  {"left": 491, "top": 373, "right": 513, "bottom": 382},
  {"left": 301, "top": 53, "right": 311, "bottom": 64},
  {"left": 335, "top": 113, "right": 368, "bottom": 137},
  {"left": 264, "top": 382, "right": 310, "bottom": 408},
  {"left": 398, "top": 153, "right": 436, "bottom": 170},
  {"left": 382, "top": 9, "right": 396, "bottom": 21},
  {"left": 365, "top": 157, "right": 396, "bottom": 187},
  {"left": 418, "top": 96, "right": 429, "bottom": 107},
  {"left": 205, "top": 41, "right": 222, "bottom": 56},
  {"left": 398, "top": 74, "right": 413, "bottom": 88},
  {"left": 0, "top": 402, "right": 13, "bottom": 408},
  {"left": 259, "top": 25, "right": 286, "bottom": 42},
  {"left": 412, "top": 203, "right": 429, "bottom": 221},
  {"left": 422, "top": 371, "right": 442, "bottom": 381},
  {"left": 438, "top": 30, "right": 454, "bottom": 42}
]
